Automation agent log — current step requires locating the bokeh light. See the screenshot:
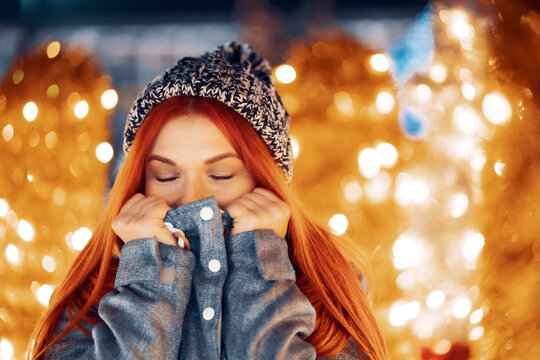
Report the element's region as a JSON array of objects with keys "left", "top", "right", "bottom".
[
  {"left": 101, "top": 89, "right": 118, "bottom": 109},
  {"left": 452, "top": 297, "right": 472, "bottom": 318},
  {"left": 375, "top": 91, "right": 395, "bottom": 114},
  {"left": 36, "top": 284, "right": 54, "bottom": 306},
  {"left": 358, "top": 148, "right": 381, "bottom": 179},
  {"left": 74, "top": 100, "right": 89, "bottom": 119},
  {"left": 70, "top": 227, "right": 93, "bottom": 251},
  {"left": 291, "top": 136, "right": 300, "bottom": 159},
  {"left": 328, "top": 214, "right": 348, "bottom": 235},
  {"left": 23, "top": 101, "right": 38, "bottom": 121},
  {"left": 46, "top": 41, "right": 61, "bottom": 58},
  {"left": 95, "top": 142, "right": 114, "bottom": 163},
  {"left": 426, "top": 290, "right": 445, "bottom": 309},
  {"left": 17, "top": 220, "right": 34, "bottom": 242},
  {"left": 275, "top": 64, "right": 296, "bottom": 84},
  {"left": 416, "top": 84, "right": 432, "bottom": 103},
  {"left": 370, "top": 53, "right": 390, "bottom": 72},
  {"left": 482, "top": 92, "right": 512, "bottom": 125}
]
